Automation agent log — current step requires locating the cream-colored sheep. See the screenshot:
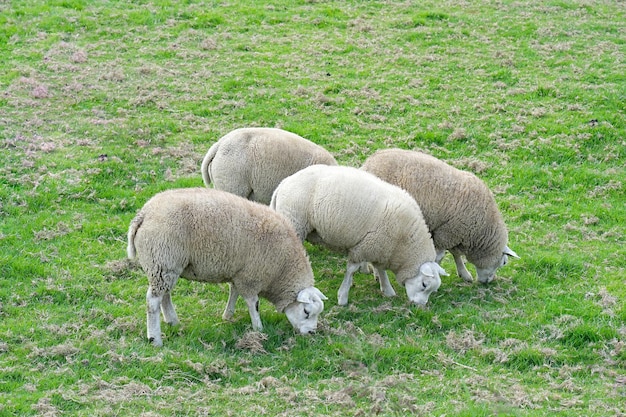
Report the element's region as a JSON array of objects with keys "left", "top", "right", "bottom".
[
  {"left": 127, "top": 188, "right": 327, "bottom": 346},
  {"left": 270, "top": 165, "right": 447, "bottom": 307},
  {"left": 361, "top": 149, "right": 519, "bottom": 284},
  {"left": 201, "top": 127, "right": 337, "bottom": 204}
]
